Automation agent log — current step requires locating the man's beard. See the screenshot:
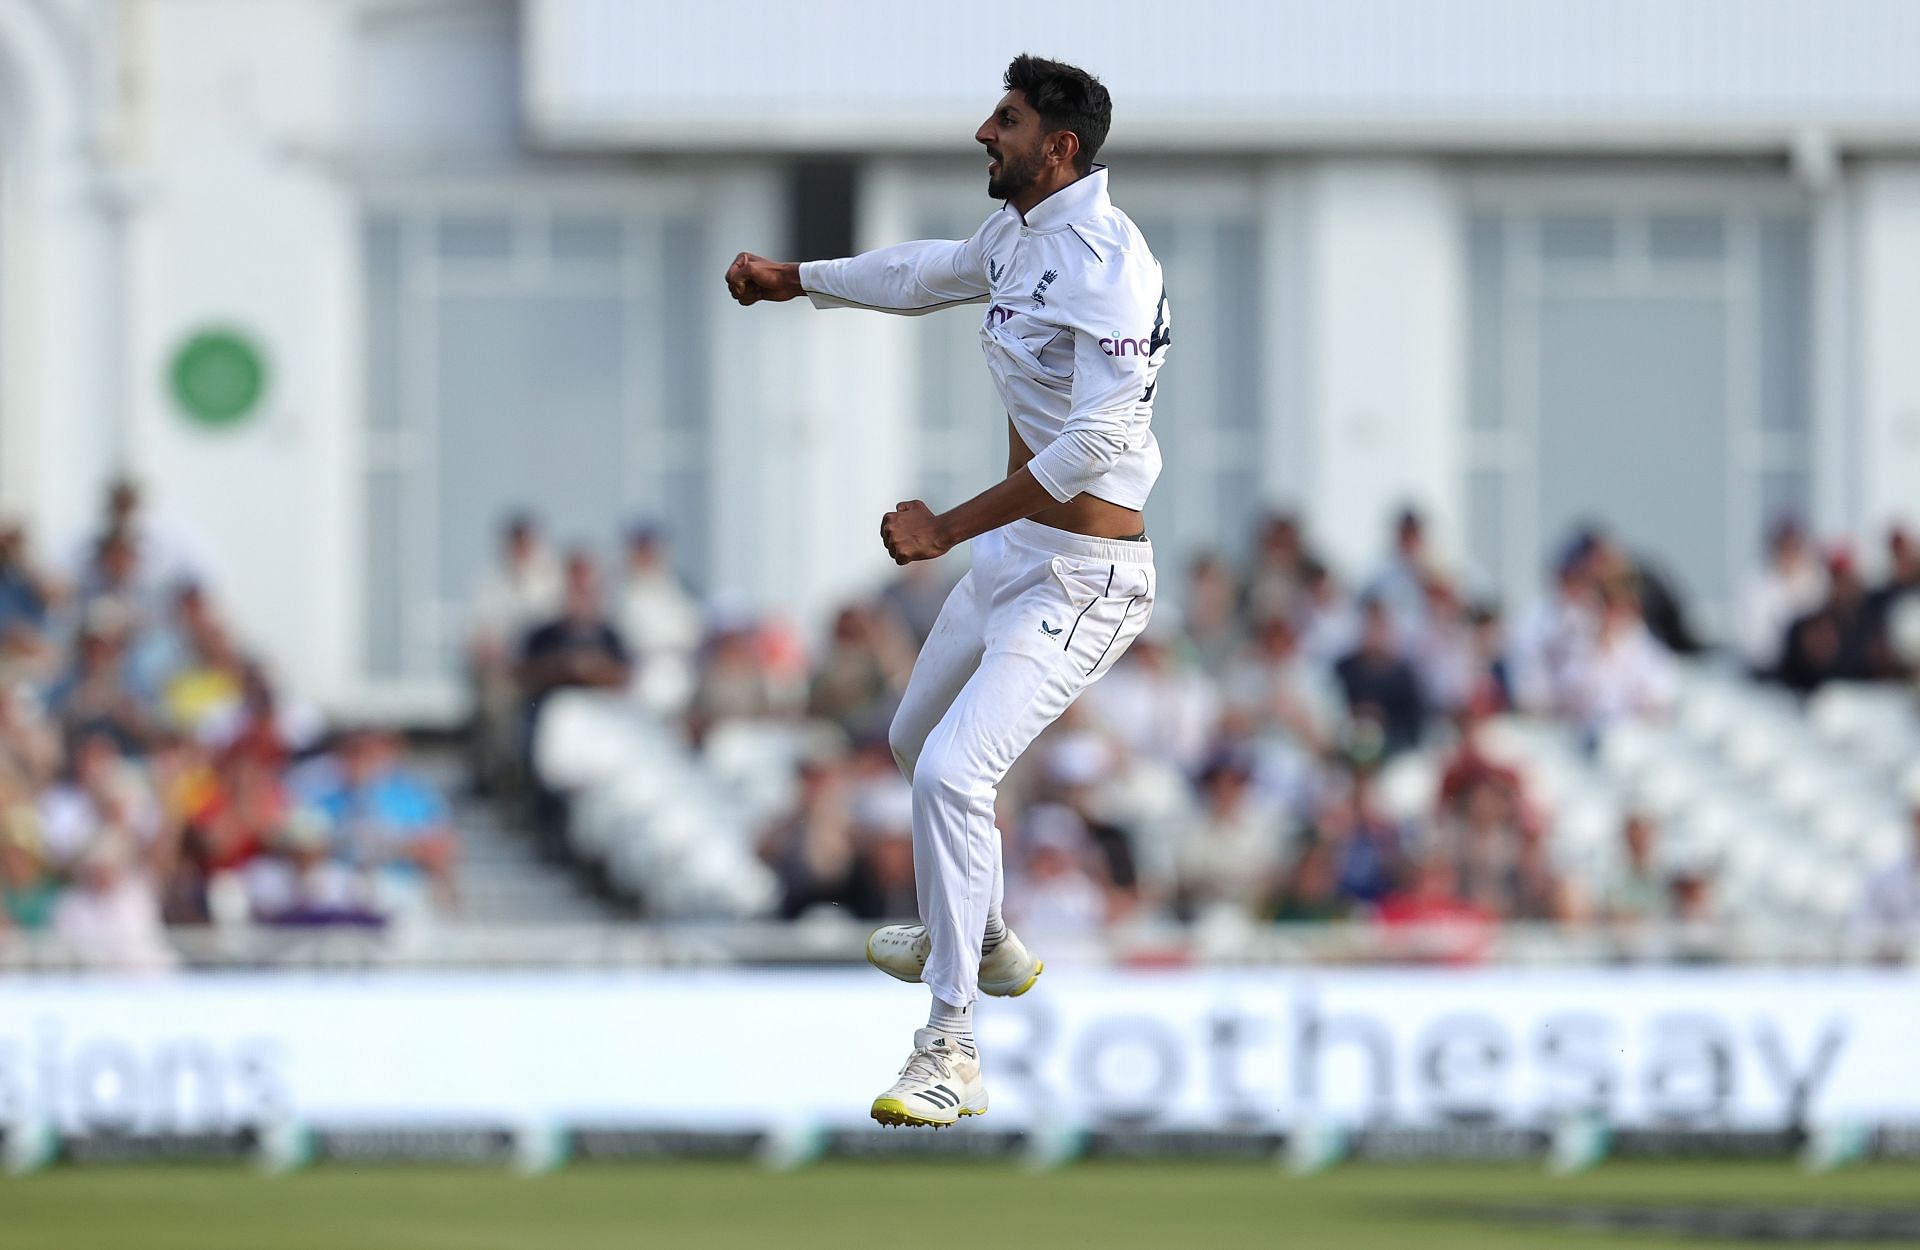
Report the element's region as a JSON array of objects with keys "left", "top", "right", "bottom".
[{"left": 987, "top": 149, "right": 1041, "bottom": 201}]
